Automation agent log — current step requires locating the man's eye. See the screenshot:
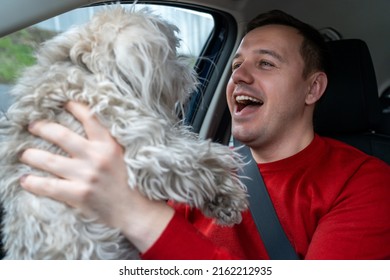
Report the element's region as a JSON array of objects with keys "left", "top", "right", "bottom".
[
  {"left": 232, "top": 63, "right": 241, "bottom": 71},
  {"left": 259, "top": 60, "right": 275, "bottom": 68}
]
